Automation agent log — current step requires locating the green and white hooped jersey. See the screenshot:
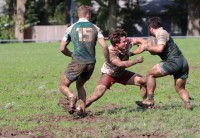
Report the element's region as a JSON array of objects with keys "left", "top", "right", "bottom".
[{"left": 62, "top": 18, "right": 104, "bottom": 64}]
